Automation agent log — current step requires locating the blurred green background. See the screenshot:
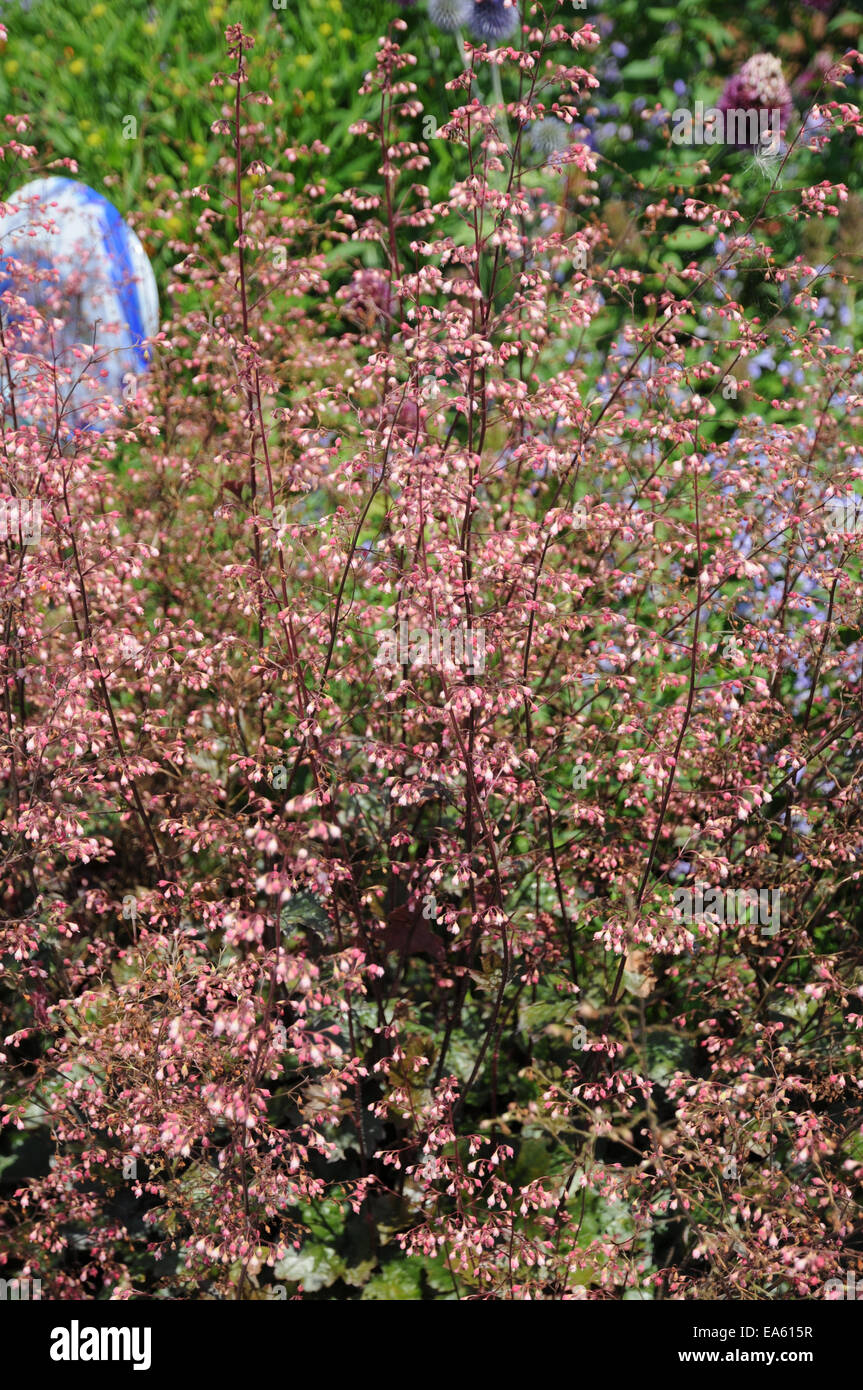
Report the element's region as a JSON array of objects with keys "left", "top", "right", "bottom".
[
  {"left": 0, "top": 0, "right": 403, "bottom": 201},
  {"left": 3, "top": 0, "right": 859, "bottom": 218}
]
